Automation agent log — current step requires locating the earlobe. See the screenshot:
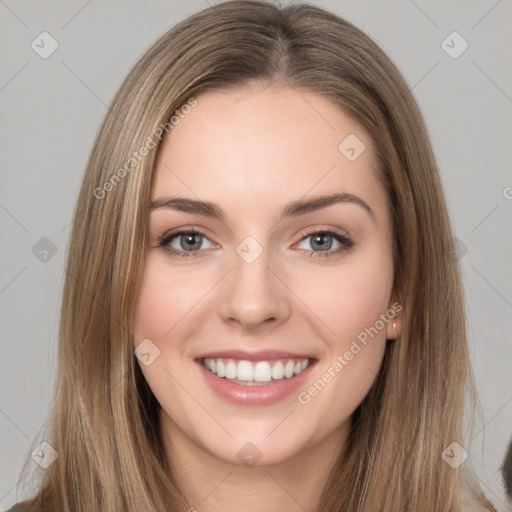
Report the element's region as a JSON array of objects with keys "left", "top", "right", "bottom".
[
  {"left": 386, "top": 299, "right": 402, "bottom": 341},
  {"left": 386, "top": 320, "right": 401, "bottom": 341}
]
